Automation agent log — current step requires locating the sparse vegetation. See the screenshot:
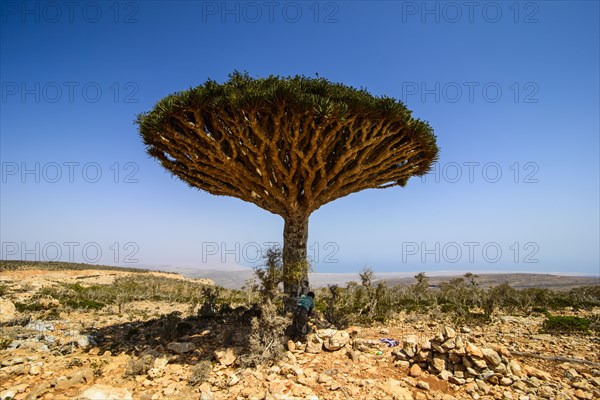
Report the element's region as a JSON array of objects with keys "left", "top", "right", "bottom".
[
  {"left": 33, "top": 275, "right": 213, "bottom": 312},
  {"left": 0, "top": 337, "right": 11, "bottom": 350},
  {"left": 188, "top": 360, "right": 212, "bottom": 386},
  {"left": 542, "top": 314, "right": 592, "bottom": 334},
  {"left": 239, "top": 300, "right": 289, "bottom": 367},
  {"left": 0, "top": 259, "right": 152, "bottom": 273},
  {"left": 124, "top": 353, "right": 155, "bottom": 377},
  {"left": 314, "top": 271, "right": 600, "bottom": 328}
]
